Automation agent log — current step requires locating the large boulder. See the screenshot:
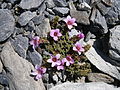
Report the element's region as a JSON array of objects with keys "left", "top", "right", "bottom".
[
  {"left": 1, "top": 42, "right": 45, "bottom": 90},
  {"left": 19, "top": 0, "right": 44, "bottom": 9},
  {"left": 109, "top": 25, "right": 120, "bottom": 62},
  {"left": 85, "top": 47, "right": 120, "bottom": 81},
  {"left": 50, "top": 82, "right": 120, "bottom": 90},
  {"left": 0, "top": 9, "right": 15, "bottom": 42}
]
